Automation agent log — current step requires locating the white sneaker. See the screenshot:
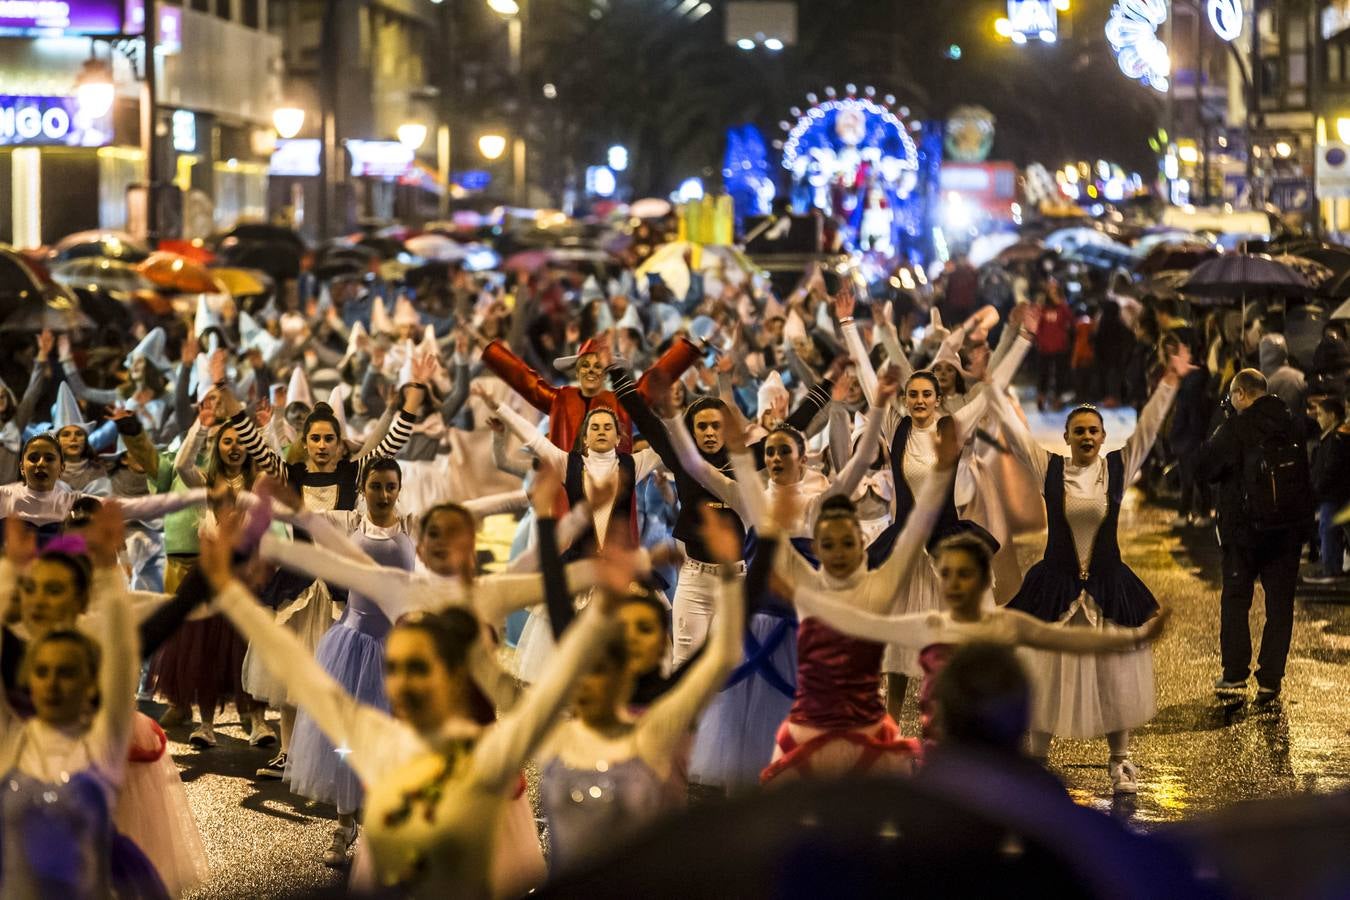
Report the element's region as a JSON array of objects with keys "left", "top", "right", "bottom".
[
  {"left": 1109, "top": 758, "right": 1139, "bottom": 794},
  {"left": 249, "top": 720, "right": 278, "bottom": 748},
  {"left": 188, "top": 724, "right": 217, "bottom": 748}
]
